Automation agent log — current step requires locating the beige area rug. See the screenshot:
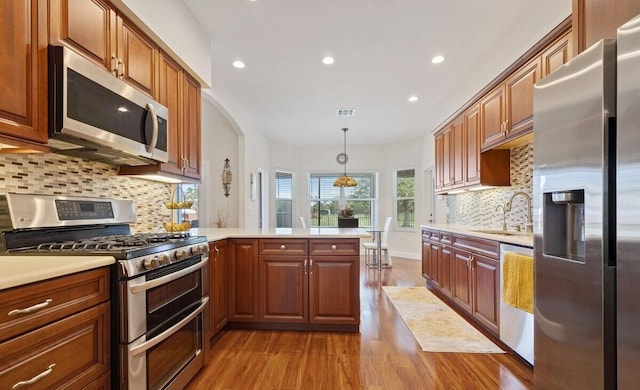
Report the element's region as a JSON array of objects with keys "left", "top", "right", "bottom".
[{"left": 382, "top": 286, "right": 505, "bottom": 353}]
